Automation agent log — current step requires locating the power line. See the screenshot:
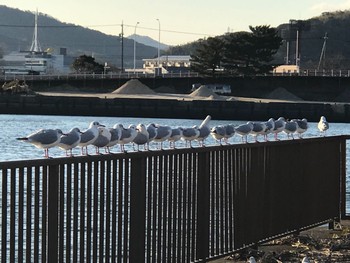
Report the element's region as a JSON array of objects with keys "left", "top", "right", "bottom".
[{"left": 0, "top": 22, "right": 212, "bottom": 37}]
